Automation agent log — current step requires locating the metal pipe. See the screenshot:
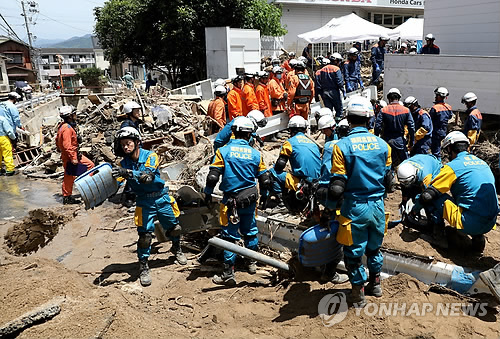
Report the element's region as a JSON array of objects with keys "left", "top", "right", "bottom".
[{"left": 208, "top": 237, "right": 290, "bottom": 272}]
